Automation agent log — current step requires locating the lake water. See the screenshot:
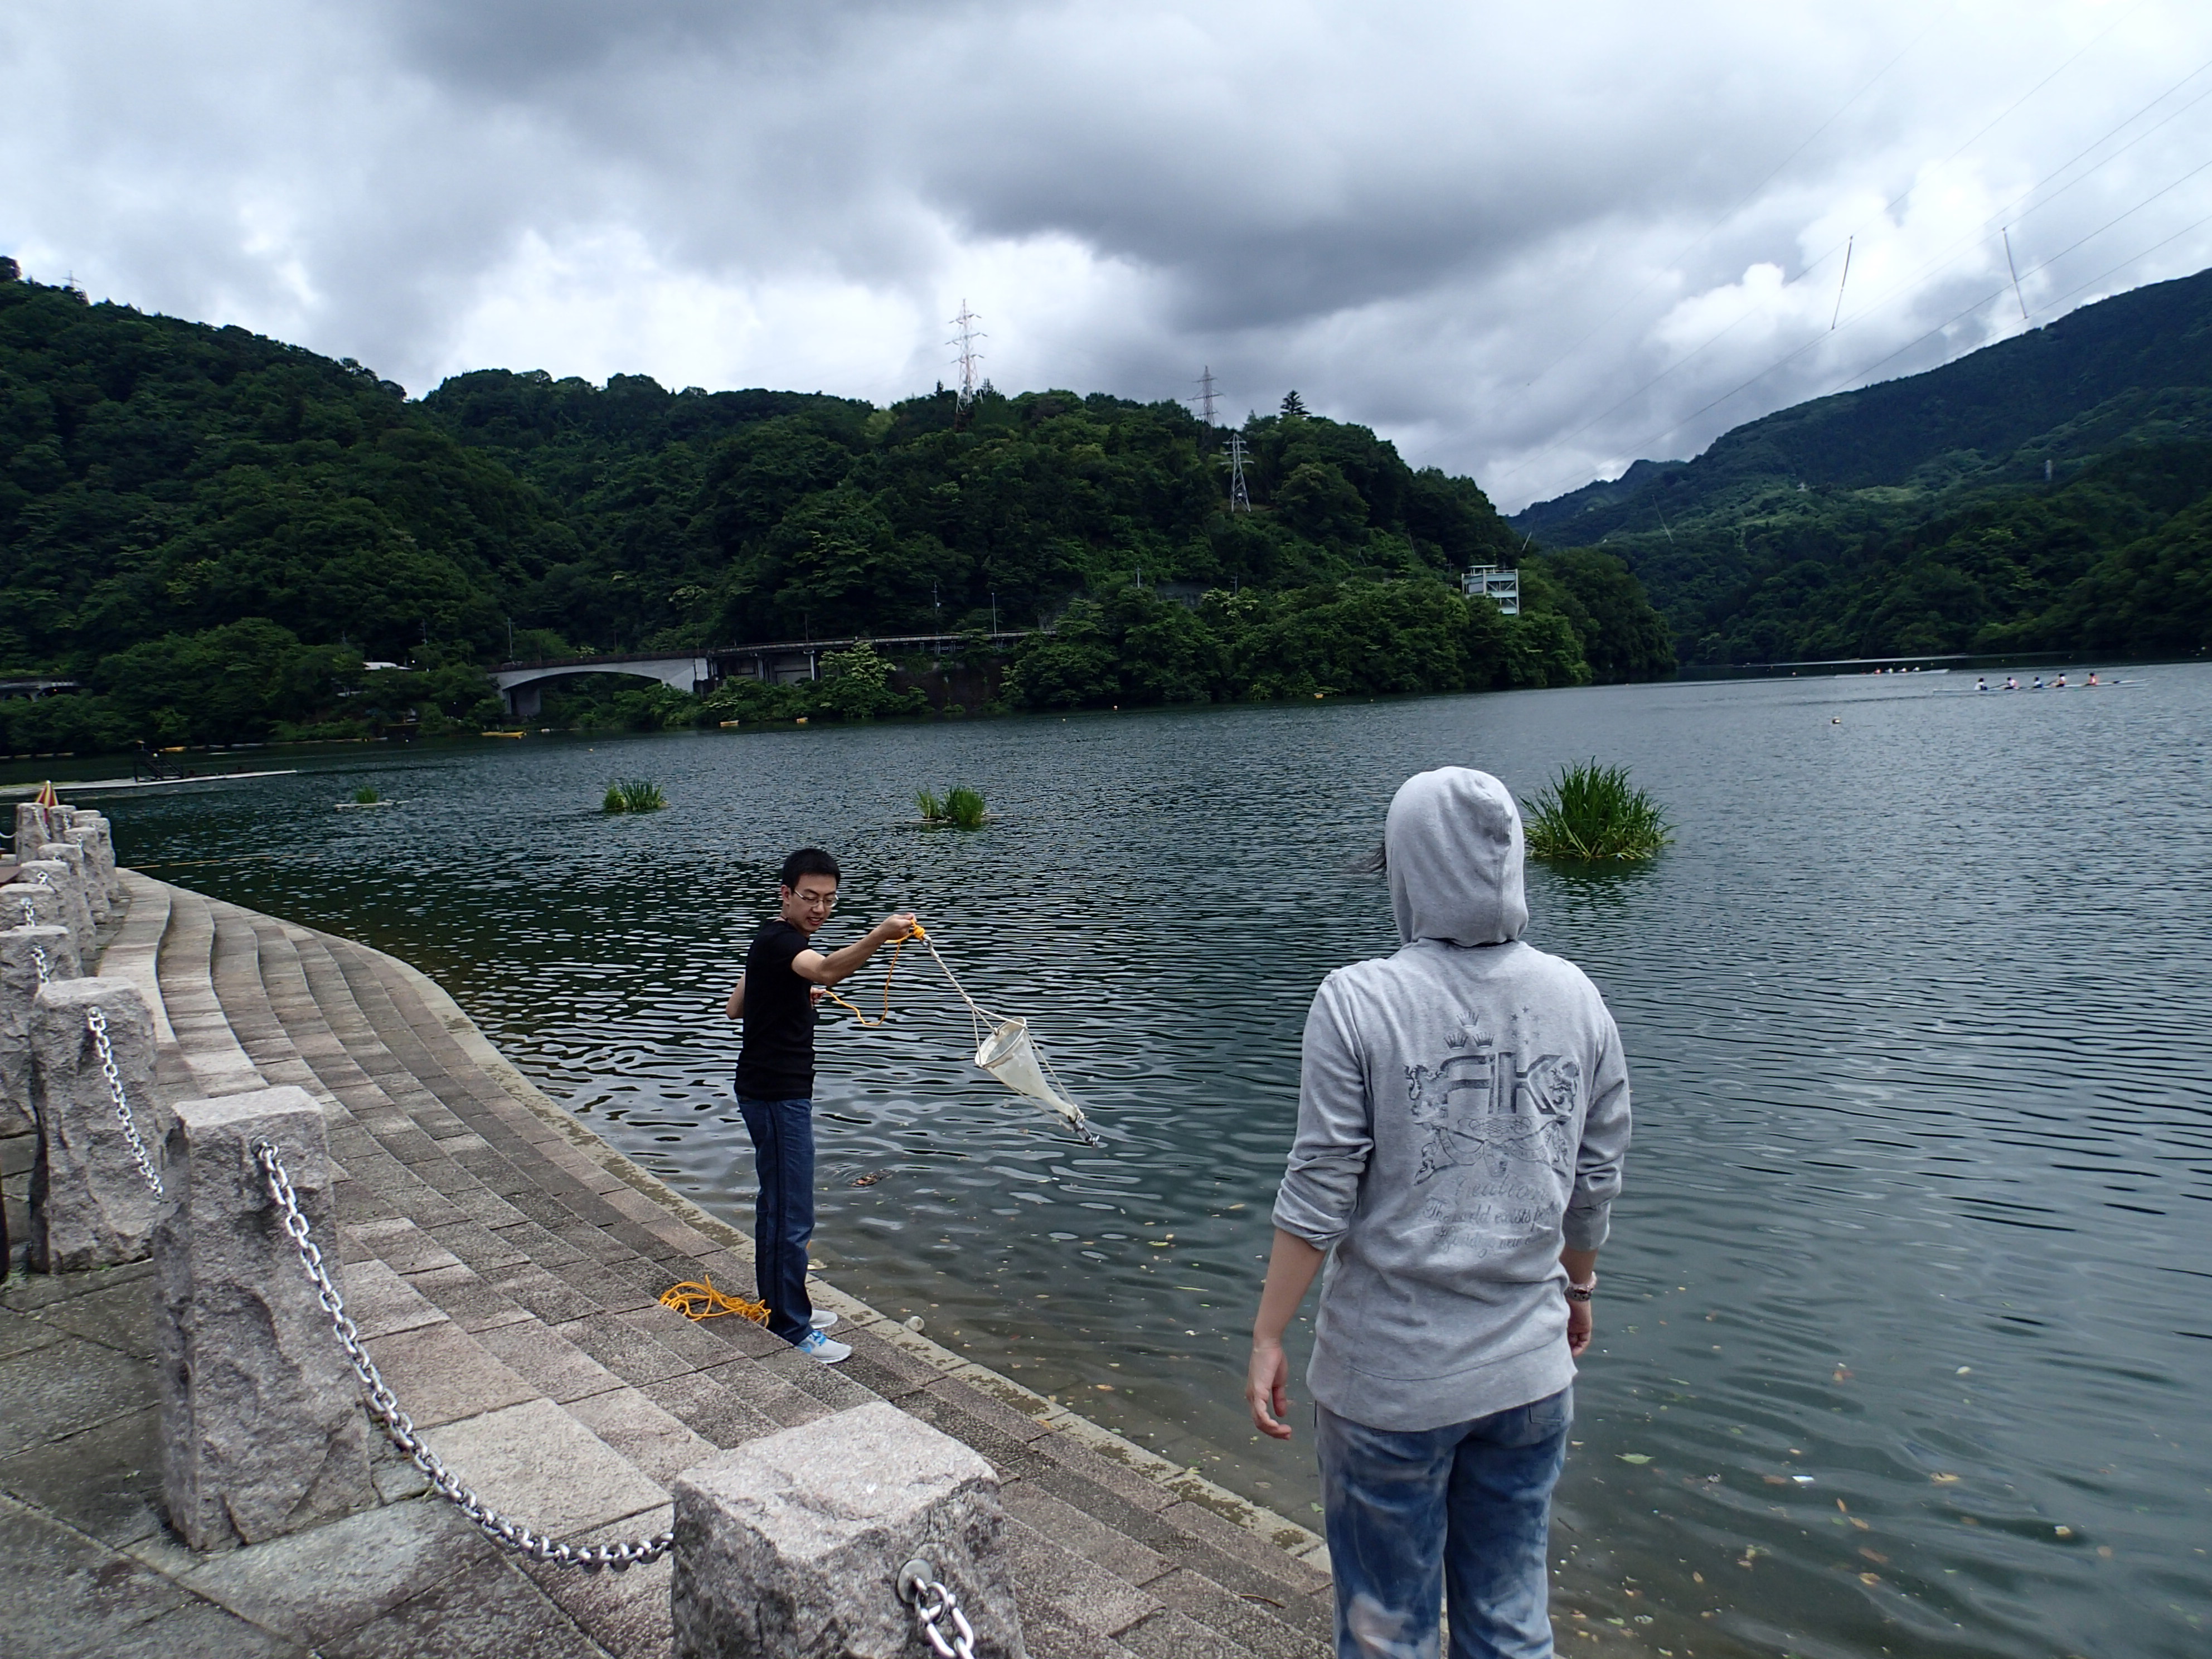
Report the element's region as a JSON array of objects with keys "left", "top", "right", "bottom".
[{"left": 76, "top": 667, "right": 2212, "bottom": 1659}]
